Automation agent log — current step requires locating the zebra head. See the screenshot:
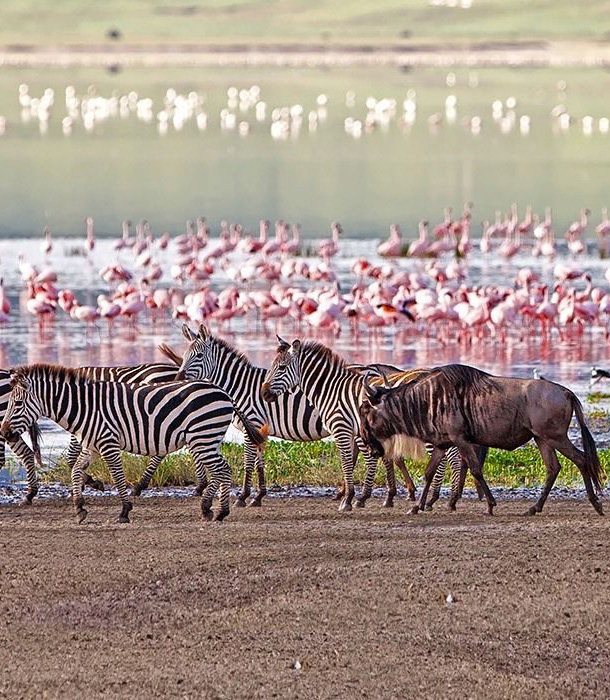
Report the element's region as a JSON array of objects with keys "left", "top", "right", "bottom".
[
  {"left": 1, "top": 370, "right": 43, "bottom": 443},
  {"left": 175, "top": 323, "right": 214, "bottom": 380},
  {"left": 261, "top": 336, "right": 301, "bottom": 402}
]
